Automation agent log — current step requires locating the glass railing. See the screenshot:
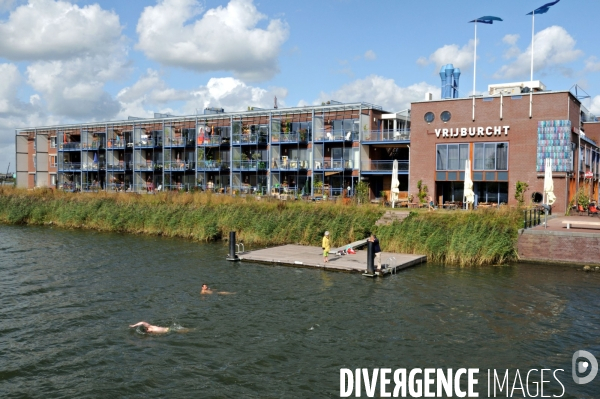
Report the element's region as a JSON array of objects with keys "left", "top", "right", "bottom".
[
  {"left": 314, "top": 130, "right": 358, "bottom": 141},
  {"left": 360, "top": 160, "right": 409, "bottom": 171},
  {"left": 271, "top": 132, "right": 302, "bottom": 143},
  {"left": 81, "top": 162, "right": 106, "bottom": 171},
  {"left": 164, "top": 161, "right": 194, "bottom": 171},
  {"left": 197, "top": 135, "right": 223, "bottom": 146},
  {"left": 313, "top": 159, "right": 353, "bottom": 169},
  {"left": 231, "top": 160, "right": 268, "bottom": 170},
  {"left": 106, "top": 162, "right": 132, "bottom": 171},
  {"left": 362, "top": 129, "right": 410, "bottom": 141},
  {"left": 135, "top": 162, "right": 156, "bottom": 171},
  {"left": 59, "top": 162, "right": 82, "bottom": 170},
  {"left": 165, "top": 137, "right": 186, "bottom": 147},
  {"left": 197, "top": 160, "right": 229, "bottom": 170},
  {"left": 270, "top": 158, "right": 309, "bottom": 170},
  {"left": 59, "top": 143, "right": 82, "bottom": 150},
  {"left": 231, "top": 134, "right": 267, "bottom": 145},
  {"left": 81, "top": 141, "right": 103, "bottom": 150}
]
